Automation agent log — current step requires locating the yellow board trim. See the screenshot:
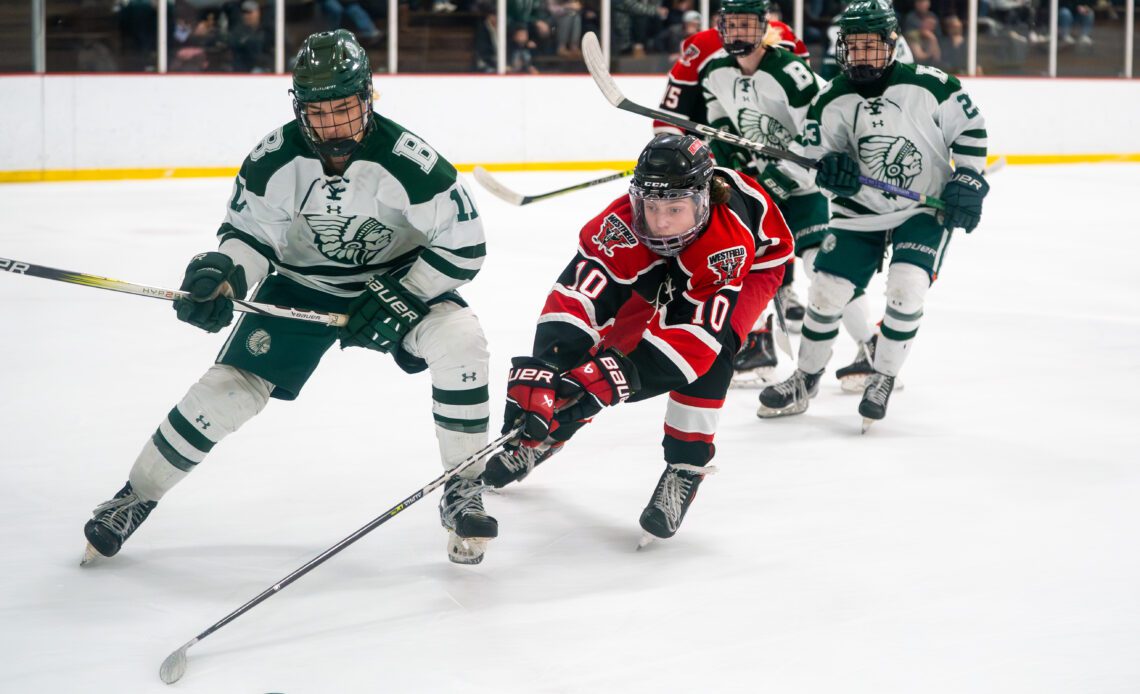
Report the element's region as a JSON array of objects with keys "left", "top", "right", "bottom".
[{"left": 2, "top": 154, "right": 1139, "bottom": 183}]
